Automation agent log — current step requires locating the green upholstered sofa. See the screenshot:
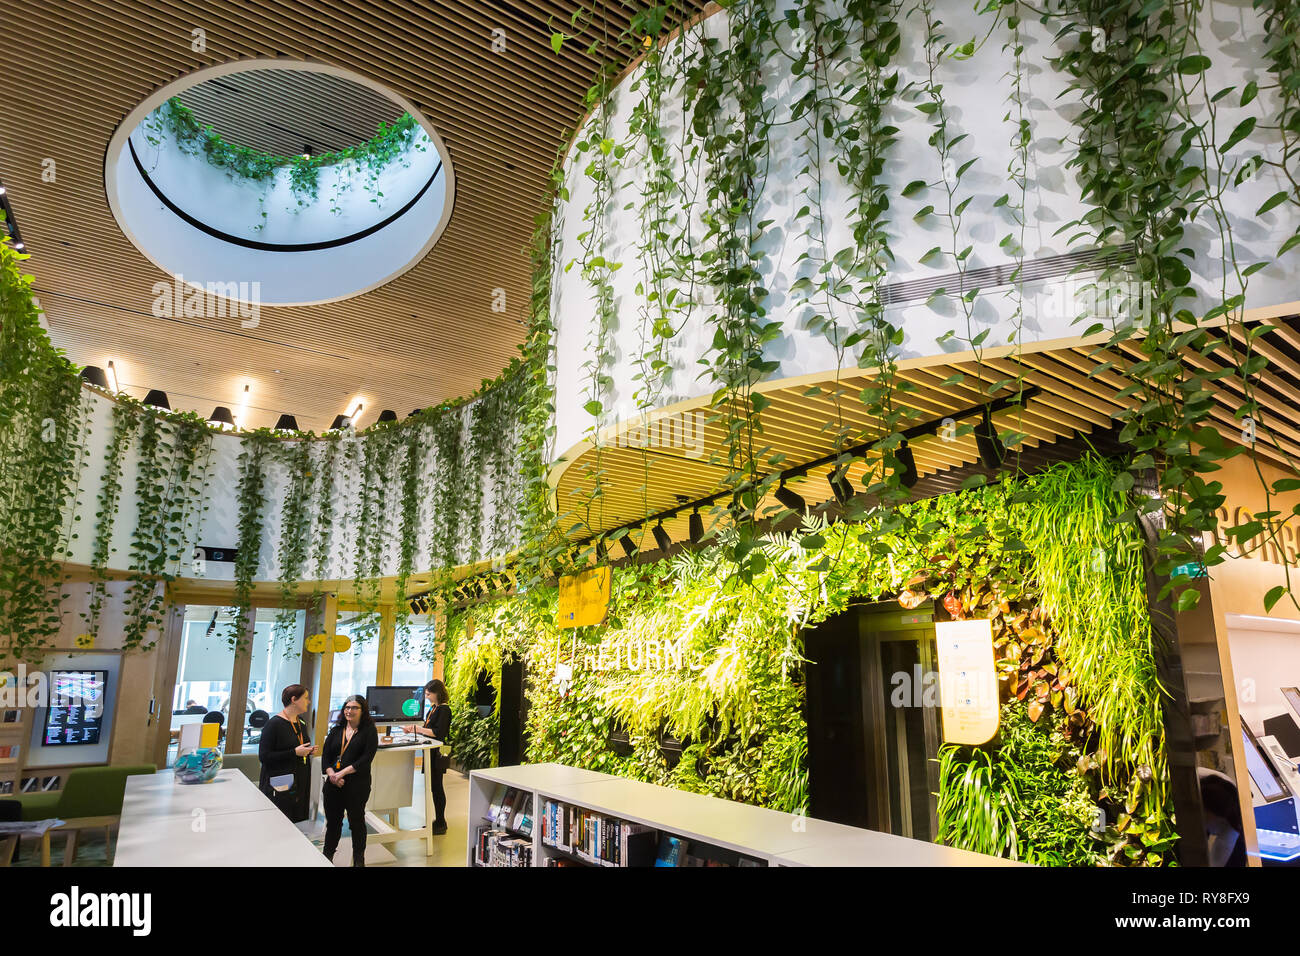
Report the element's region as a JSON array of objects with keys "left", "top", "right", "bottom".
[{"left": 8, "top": 764, "right": 155, "bottom": 865}]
